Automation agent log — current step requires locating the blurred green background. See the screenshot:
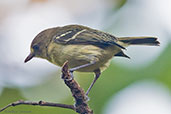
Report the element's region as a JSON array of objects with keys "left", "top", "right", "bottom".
[{"left": 0, "top": 0, "right": 171, "bottom": 114}]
